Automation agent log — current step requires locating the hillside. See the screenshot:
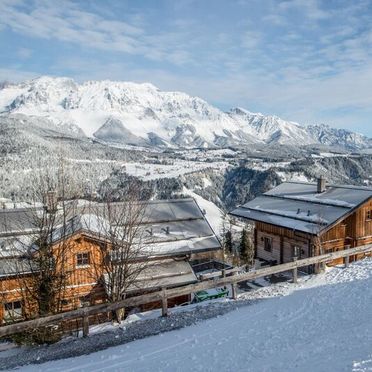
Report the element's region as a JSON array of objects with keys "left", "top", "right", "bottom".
[{"left": 7, "top": 258, "right": 372, "bottom": 371}]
